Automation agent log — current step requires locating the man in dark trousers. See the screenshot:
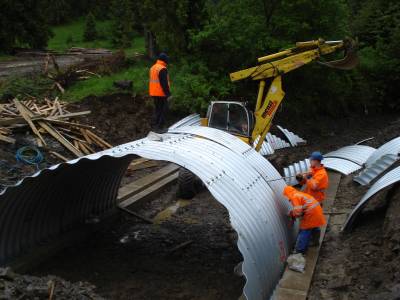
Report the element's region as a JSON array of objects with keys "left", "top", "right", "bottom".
[{"left": 149, "top": 53, "right": 171, "bottom": 130}]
